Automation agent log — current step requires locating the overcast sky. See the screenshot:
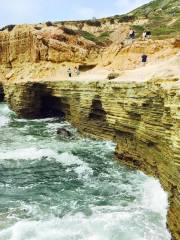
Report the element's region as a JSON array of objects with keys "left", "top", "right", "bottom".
[{"left": 0, "top": 0, "right": 151, "bottom": 27}]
